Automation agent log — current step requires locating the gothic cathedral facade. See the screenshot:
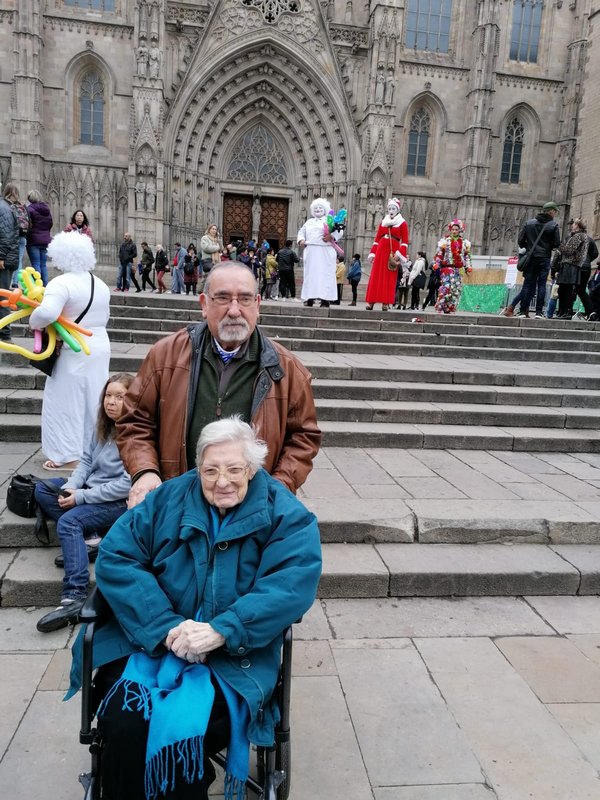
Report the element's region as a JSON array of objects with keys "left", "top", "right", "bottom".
[{"left": 0, "top": 0, "right": 597, "bottom": 261}]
